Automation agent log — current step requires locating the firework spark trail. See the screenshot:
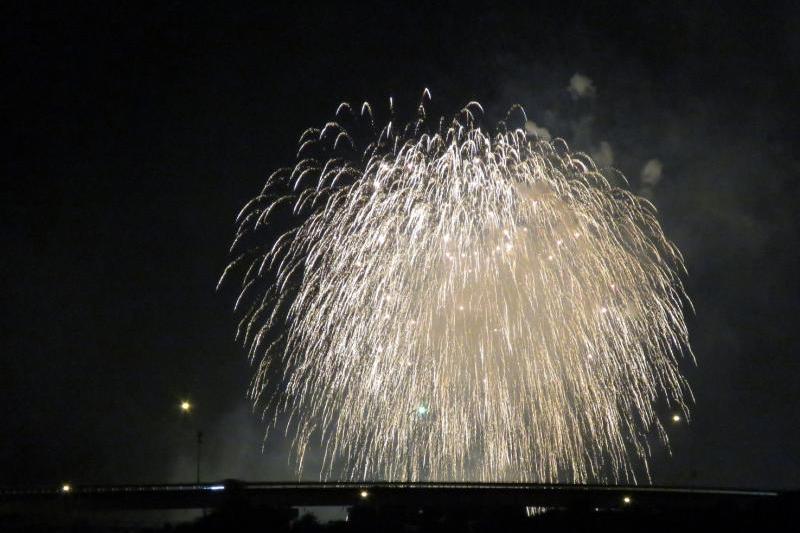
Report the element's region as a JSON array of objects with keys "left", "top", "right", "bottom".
[{"left": 221, "top": 93, "right": 693, "bottom": 483}]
